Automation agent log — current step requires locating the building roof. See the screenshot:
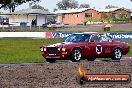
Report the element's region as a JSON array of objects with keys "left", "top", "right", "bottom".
[
  {"left": 54, "top": 8, "right": 91, "bottom": 14},
  {"left": 95, "top": 8, "right": 119, "bottom": 12},
  {"left": 96, "top": 8, "right": 131, "bottom": 12},
  {"left": 55, "top": 8, "right": 131, "bottom": 14},
  {"left": 2, "top": 8, "right": 55, "bottom": 15}
]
